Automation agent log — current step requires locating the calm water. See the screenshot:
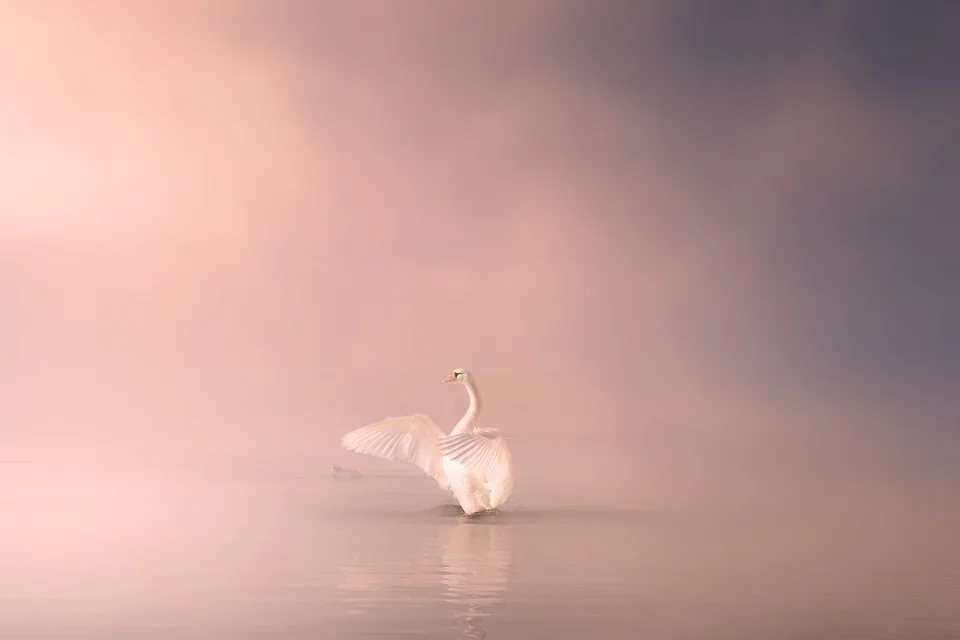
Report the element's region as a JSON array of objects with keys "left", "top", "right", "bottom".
[{"left": 1, "top": 457, "right": 958, "bottom": 639}]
